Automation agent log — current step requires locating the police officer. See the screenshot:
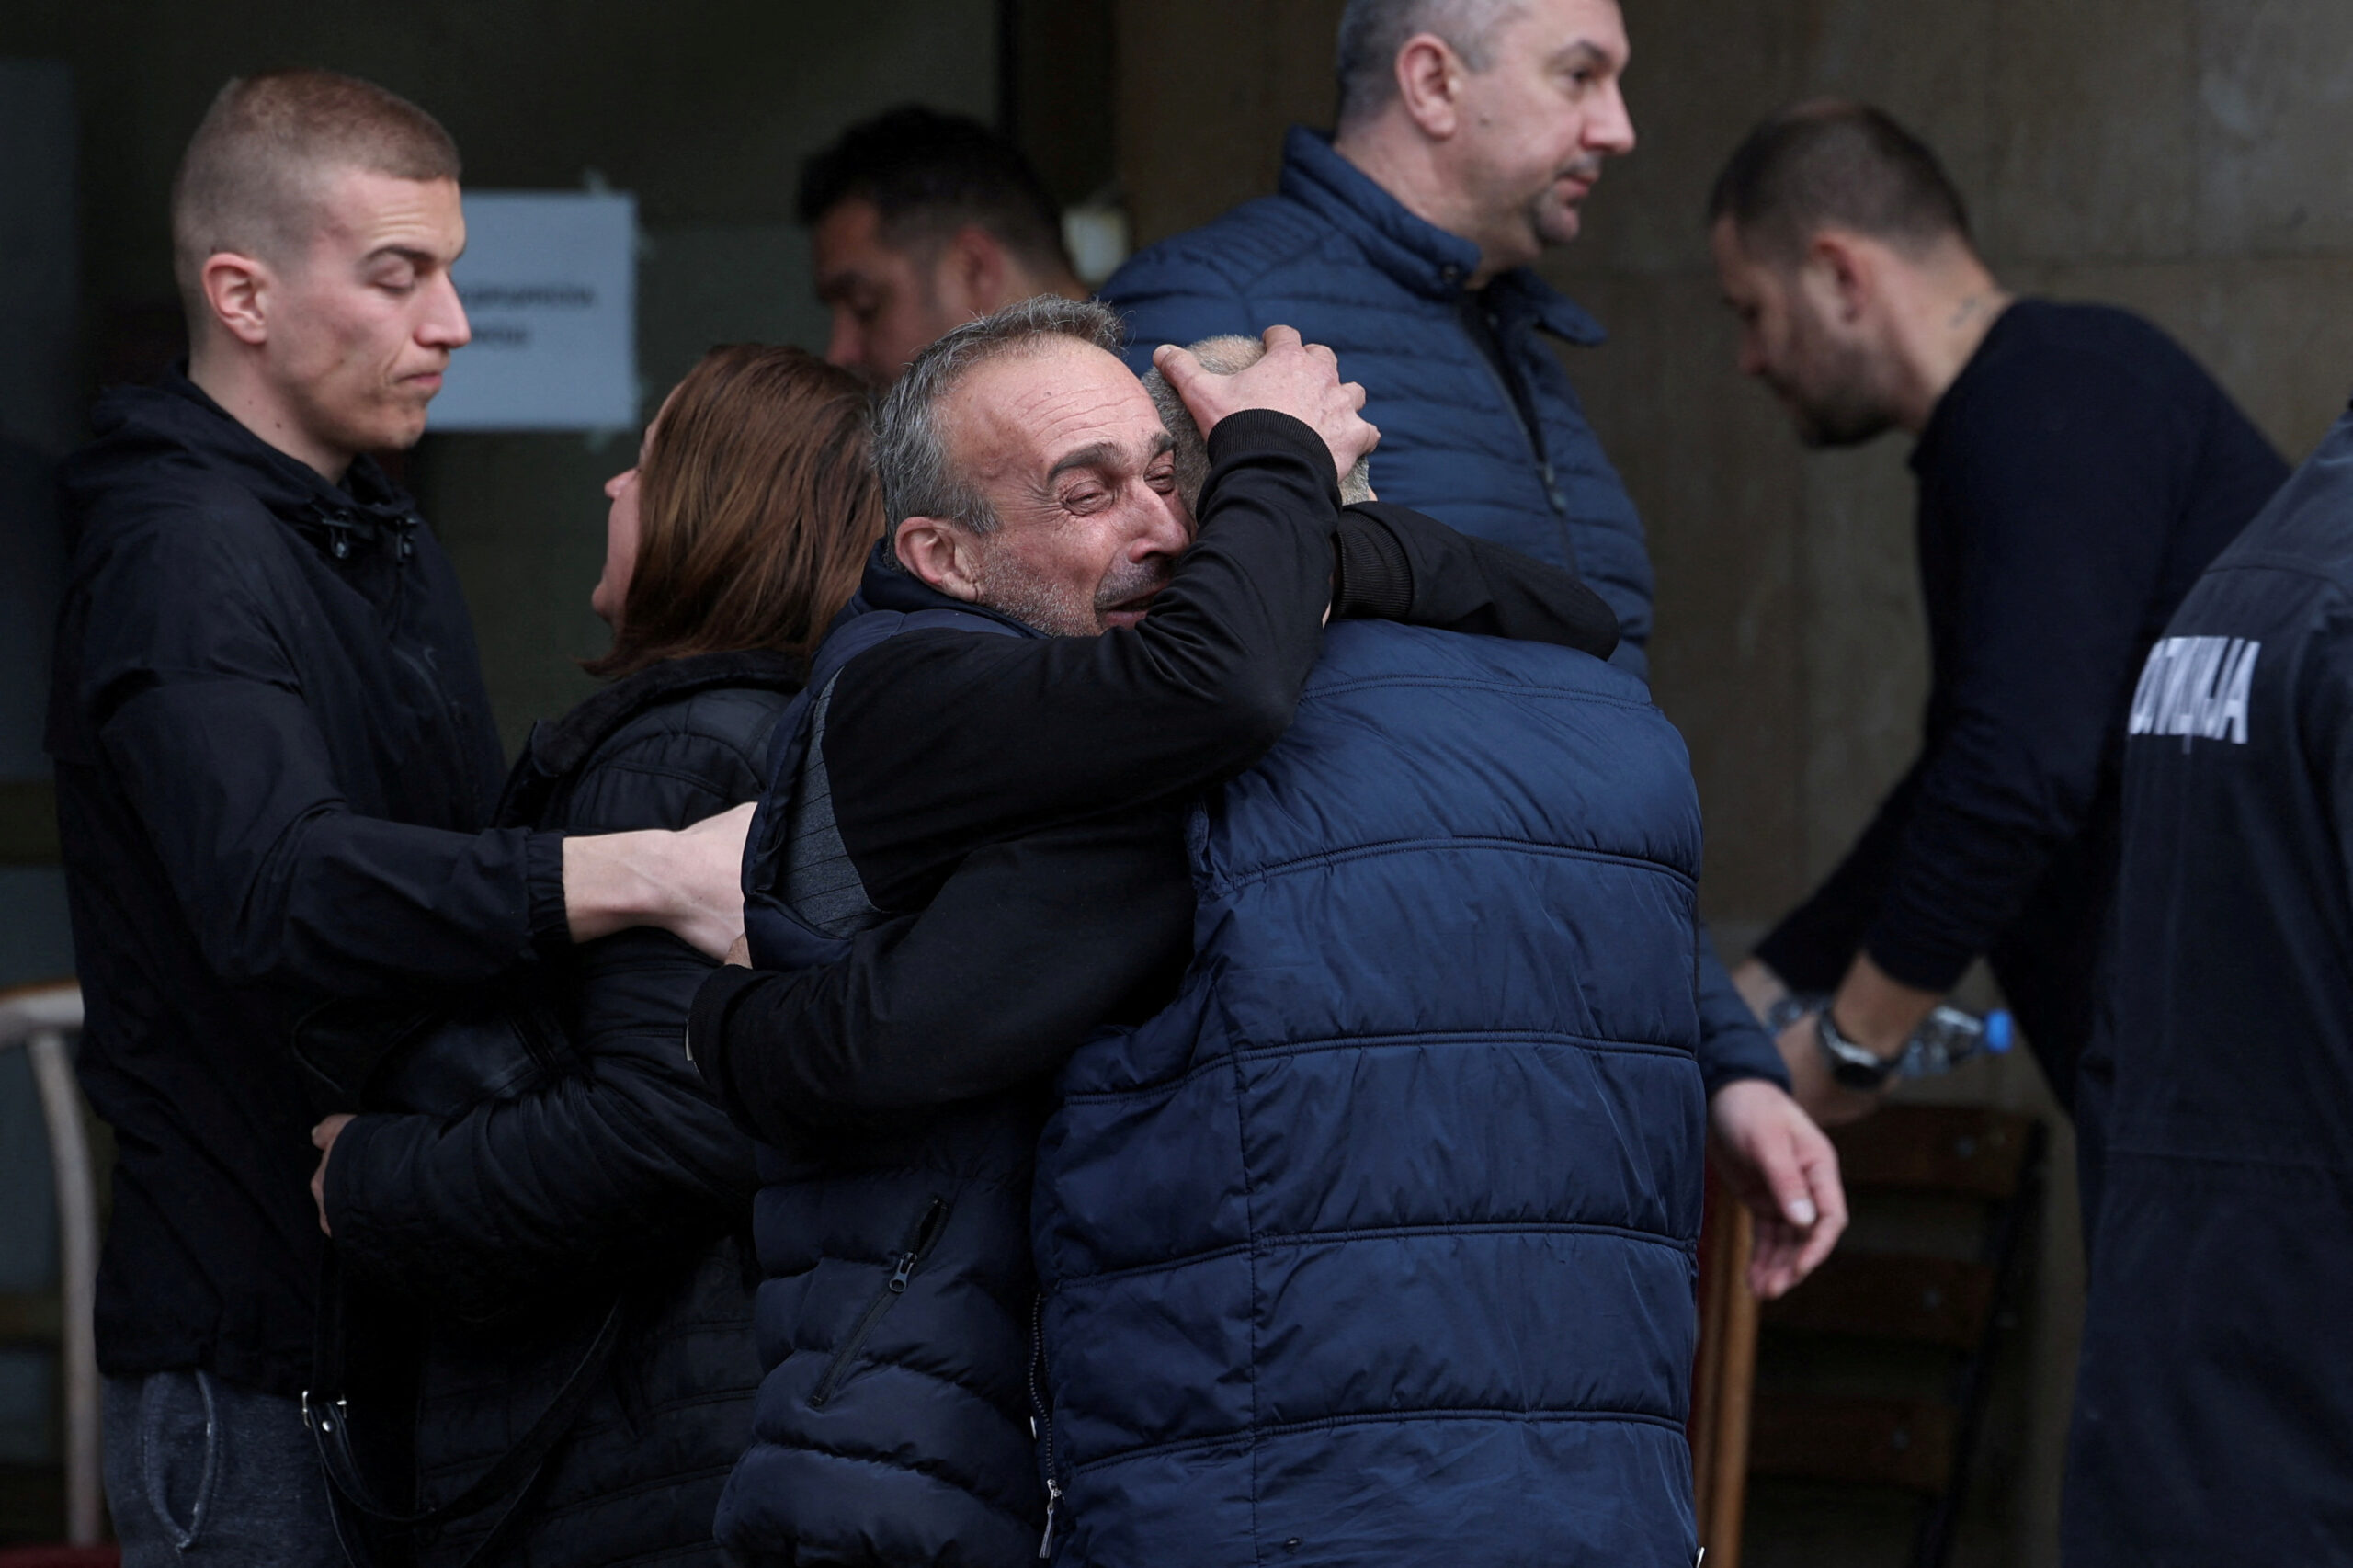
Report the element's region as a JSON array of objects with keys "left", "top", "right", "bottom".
[{"left": 2062, "top": 408, "right": 2353, "bottom": 1565}]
